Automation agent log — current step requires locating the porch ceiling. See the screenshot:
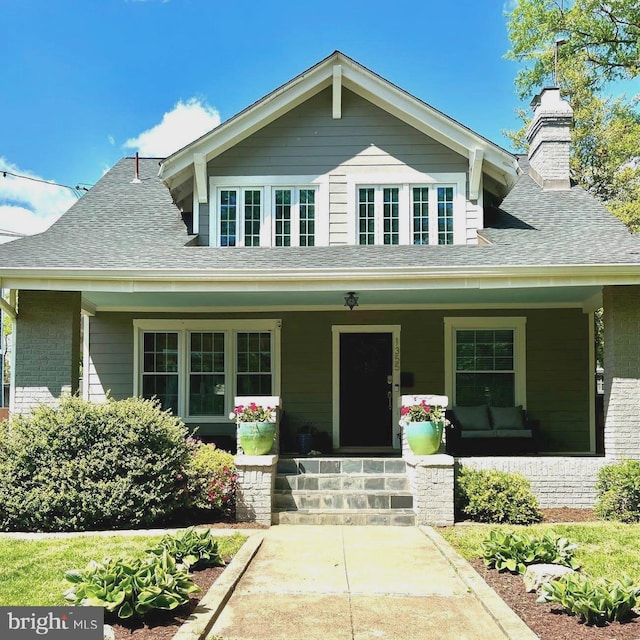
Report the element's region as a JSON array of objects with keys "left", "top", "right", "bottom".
[{"left": 83, "top": 284, "right": 602, "bottom": 312}]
